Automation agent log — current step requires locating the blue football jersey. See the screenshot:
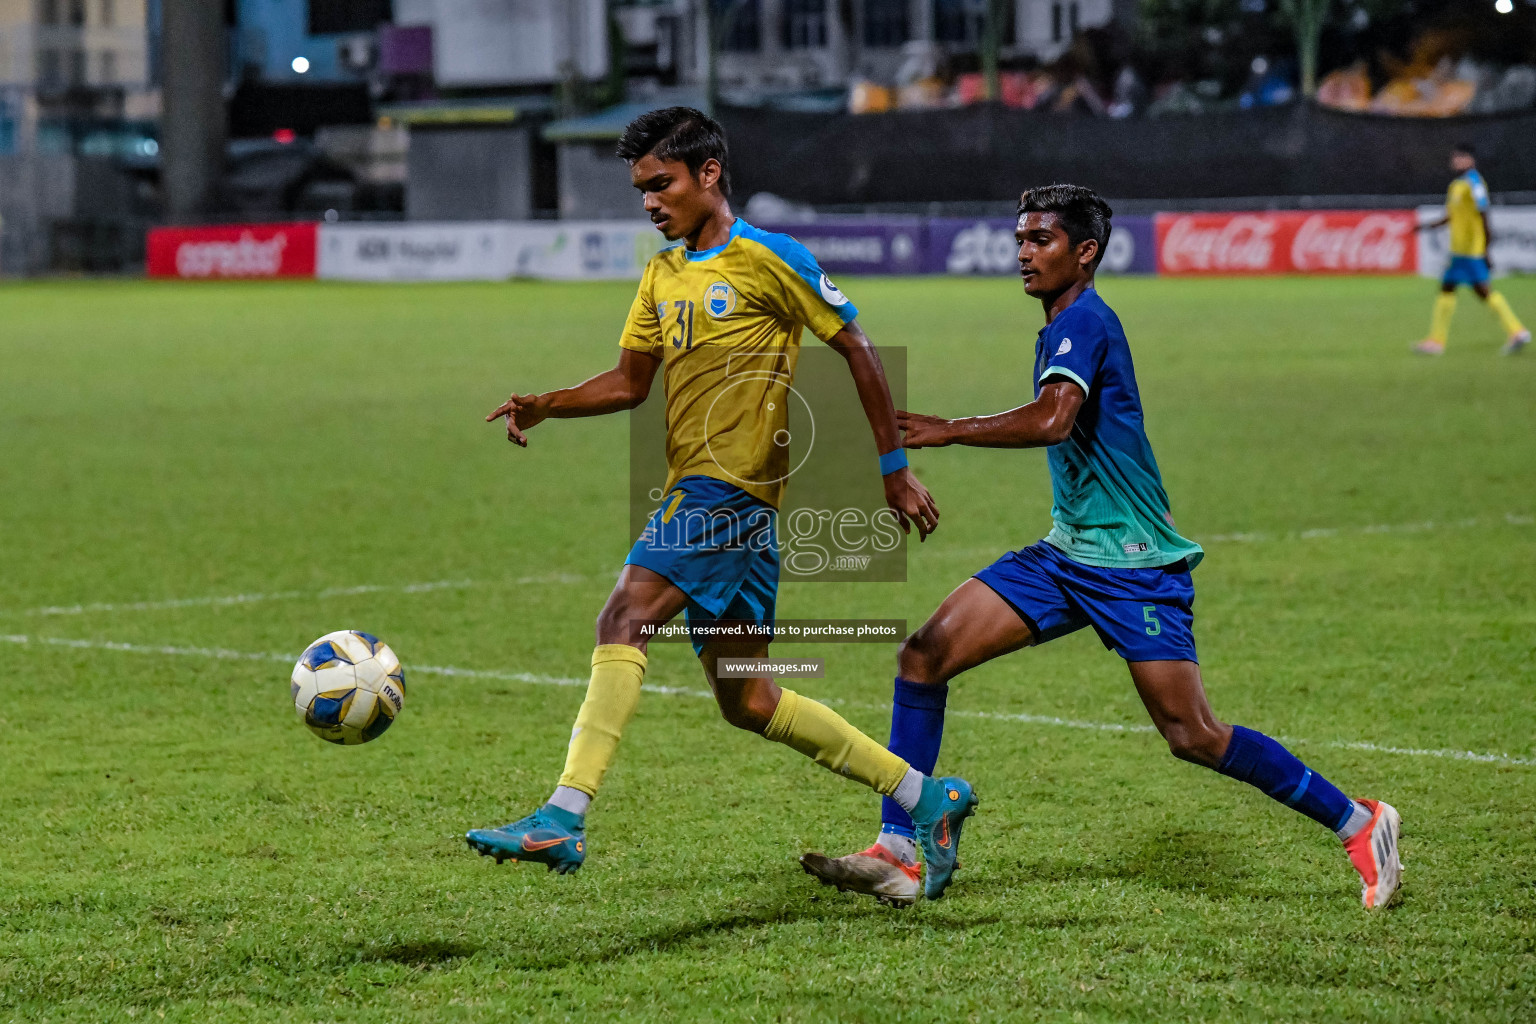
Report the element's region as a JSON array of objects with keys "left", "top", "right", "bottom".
[{"left": 1033, "top": 288, "right": 1203, "bottom": 570}]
